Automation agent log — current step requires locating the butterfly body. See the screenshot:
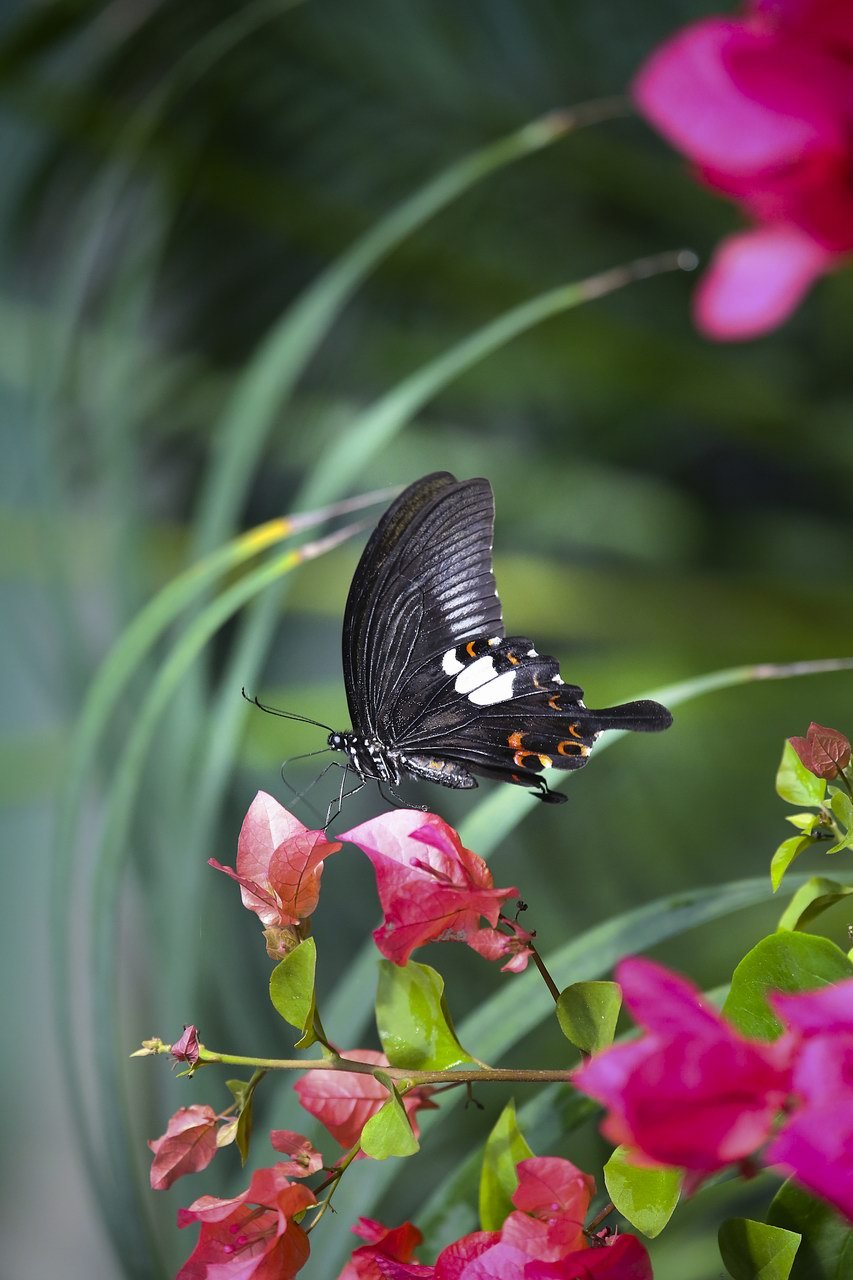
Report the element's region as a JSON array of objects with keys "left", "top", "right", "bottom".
[{"left": 331, "top": 472, "right": 672, "bottom": 805}]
